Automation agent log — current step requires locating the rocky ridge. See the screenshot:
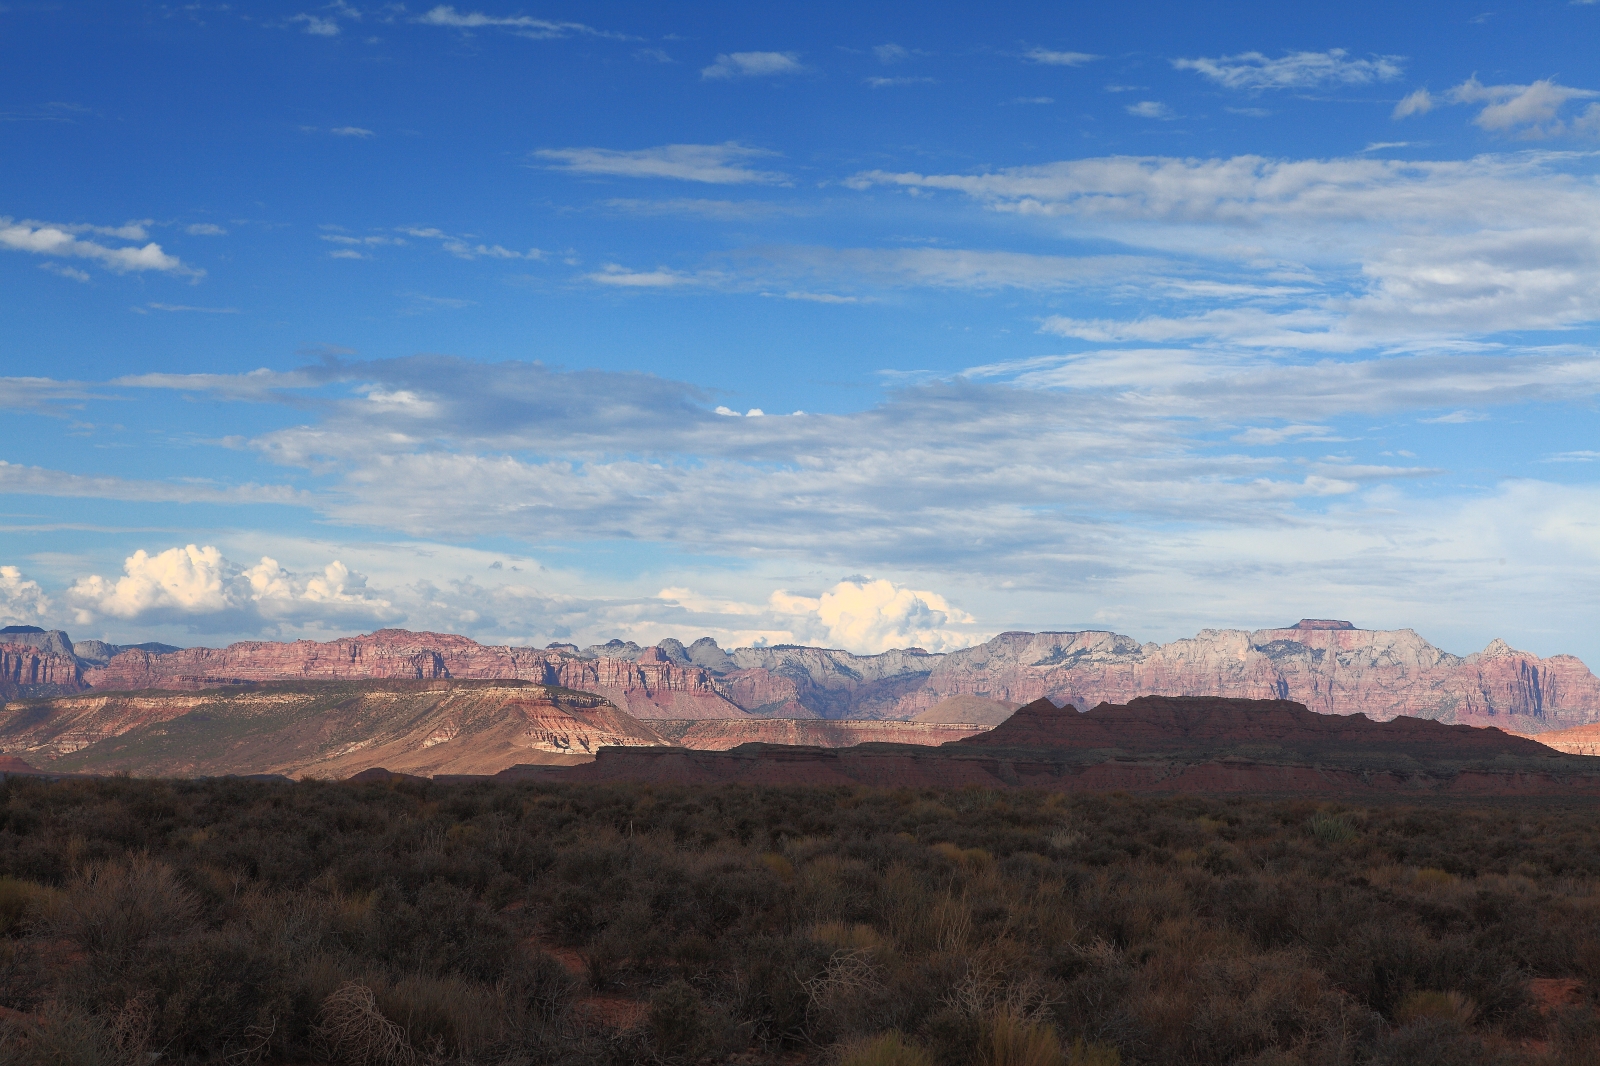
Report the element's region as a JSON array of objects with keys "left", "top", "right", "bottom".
[
  {"left": 13, "top": 618, "right": 1600, "bottom": 733},
  {"left": 497, "top": 695, "right": 1600, "bottom": 796}
]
